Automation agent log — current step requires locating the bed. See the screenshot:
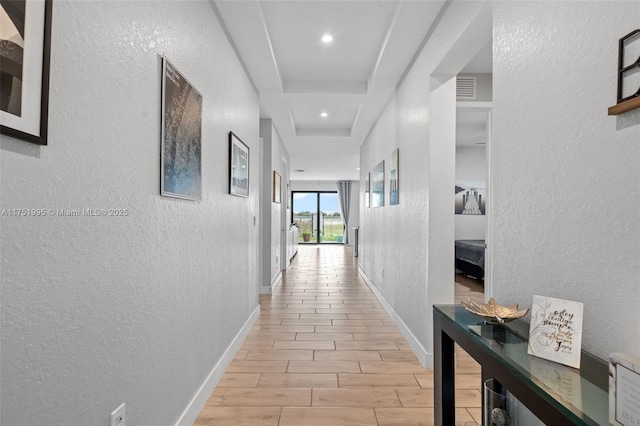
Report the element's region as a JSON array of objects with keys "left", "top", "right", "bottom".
[{"left": 455, "top": 239, "right": 485, "bottom": 280}]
